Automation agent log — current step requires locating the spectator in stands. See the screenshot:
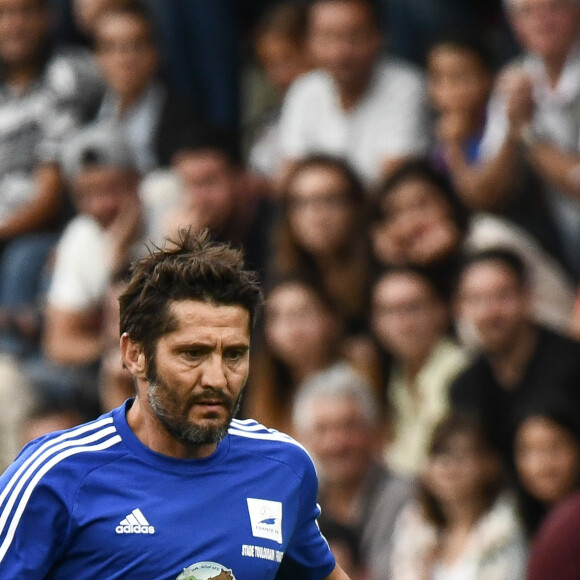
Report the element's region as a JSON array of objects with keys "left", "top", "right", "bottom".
[
  {"left": 278, "top": 0, "right": 429, "bottom": 186},
  {"left": 425, "top": 29, "right": 560, "bottom": 261},
  {"left": 272, "top": 155, "right": 374, "bottom": 332},
  {"left": 371, "top": 267, "right": 468, "bottom": 476},
  {"left": 293, "top": 363, "right": 412, "bottom": 580},
  {"left": 160, "top": 128, "right": 272, "bottom": 276},
  {"left": 0, "top": 0, "right": 103, "bottom": 356},
  {"left": 427, "top": 33, "right": 495, "bottom": 201},
  {"left": 245, "top": 1, "right": 310, "bottom": 178},
  {"left": 390, "top": 412, "right": 528, "bottom": 580},
  {"left": 370, "top": 160, "right": 576, "bottom": 335},
  {"left": 91, "top": 0, "right": 201, "bottom": 173},
  {"left": 245, "top": 274, "right": 381, "bottom": 435},
  {"left": 513, "top": 398, "right": 580, "bottom": 536},
  {"left": 450, "top": 248, "right": 580, "bottom": 470},
  {"left": 475, "top": 0, "right": 580, "bottom": 278},
  {"left": 38, "top": 123, "right": 144, "bottom": 416}
]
